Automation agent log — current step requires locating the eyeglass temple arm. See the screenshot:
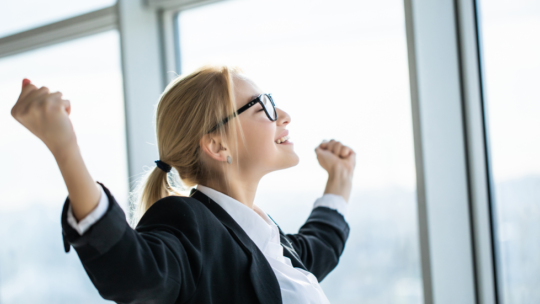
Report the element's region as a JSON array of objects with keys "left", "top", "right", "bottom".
[
  {"left": 205, "top": 95, "right": 267, "bottom": 134},
  {"left": 206, "top": 112, "right": 239, "bottom": 134}
]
